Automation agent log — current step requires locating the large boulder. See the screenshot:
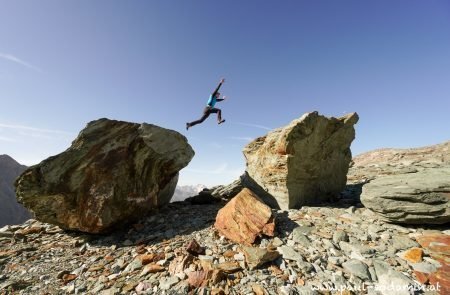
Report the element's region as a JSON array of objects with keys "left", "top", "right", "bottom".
[
  {"left": 360, "top": 167, "right": 450, "bottom": 224},
  {"left": 15, "top": 118, "right": 194, "bottom": 233},
  {"left": 242, "top": 111, "right": 358, "bottom": 209}
]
